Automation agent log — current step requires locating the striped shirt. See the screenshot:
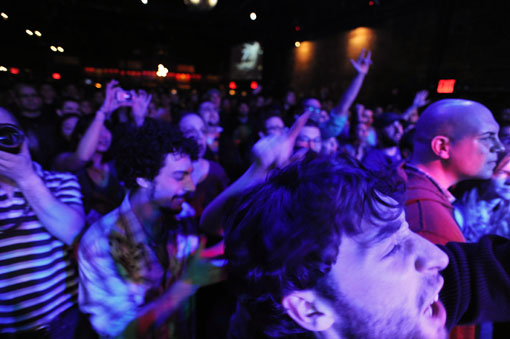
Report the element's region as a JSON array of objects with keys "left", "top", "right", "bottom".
[{"left": 0, "top": 163, "right": 83, "bottom": 333}]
